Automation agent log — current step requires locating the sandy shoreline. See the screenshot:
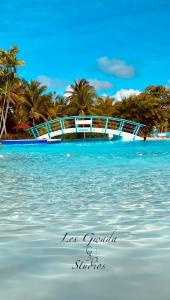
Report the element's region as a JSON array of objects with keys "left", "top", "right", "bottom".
[{"left": 146, "top": 137, "right": 170, "bottom": 141}]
